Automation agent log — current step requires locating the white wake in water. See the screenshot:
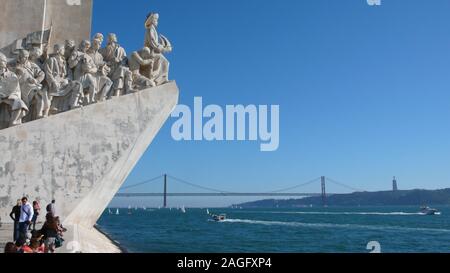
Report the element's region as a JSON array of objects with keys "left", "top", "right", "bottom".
[
  {"left": 221, "top": 219, "right": 450, "bottom": 233},
  {"left": 236, "top": 211, "right": 428, "bottom": 216},
  {"left": 268, "top": 211, "right": 424, "bottom": 216}
]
